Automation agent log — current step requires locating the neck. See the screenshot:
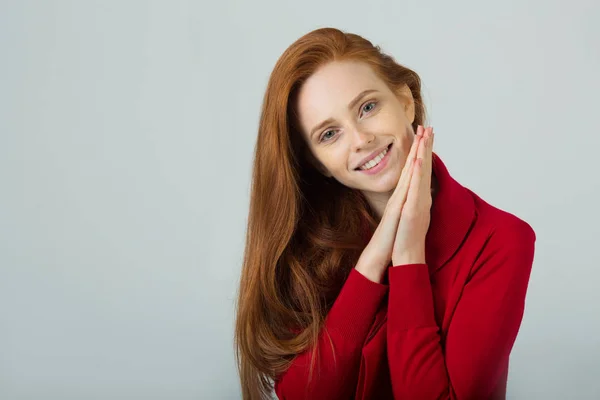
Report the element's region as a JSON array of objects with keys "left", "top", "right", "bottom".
[{"left": 366, "top": 173, "right": 439, "bottom": 222}]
